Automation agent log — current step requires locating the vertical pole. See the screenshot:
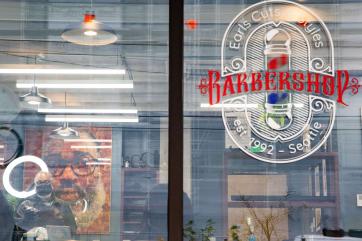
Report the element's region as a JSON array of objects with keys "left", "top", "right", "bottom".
[{"left": 168, "top": 0, "right": 184, "bottom": 240}]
